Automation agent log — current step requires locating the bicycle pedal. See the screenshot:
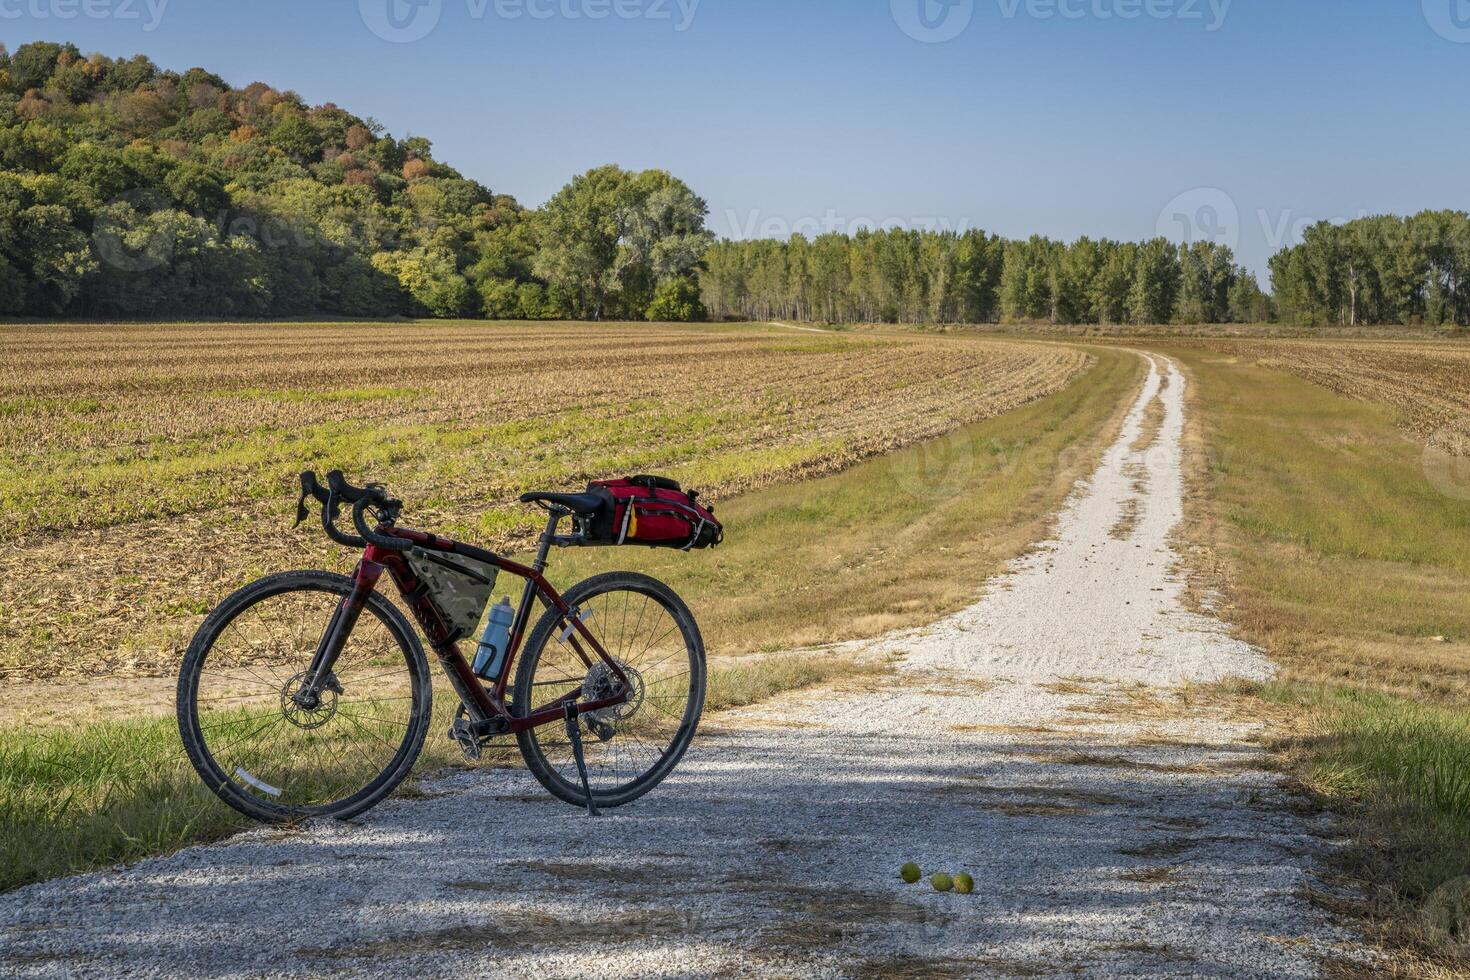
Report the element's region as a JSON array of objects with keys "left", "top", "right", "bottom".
[{"left": 448, "top": 720, "right": 482, "bottom": 761}]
